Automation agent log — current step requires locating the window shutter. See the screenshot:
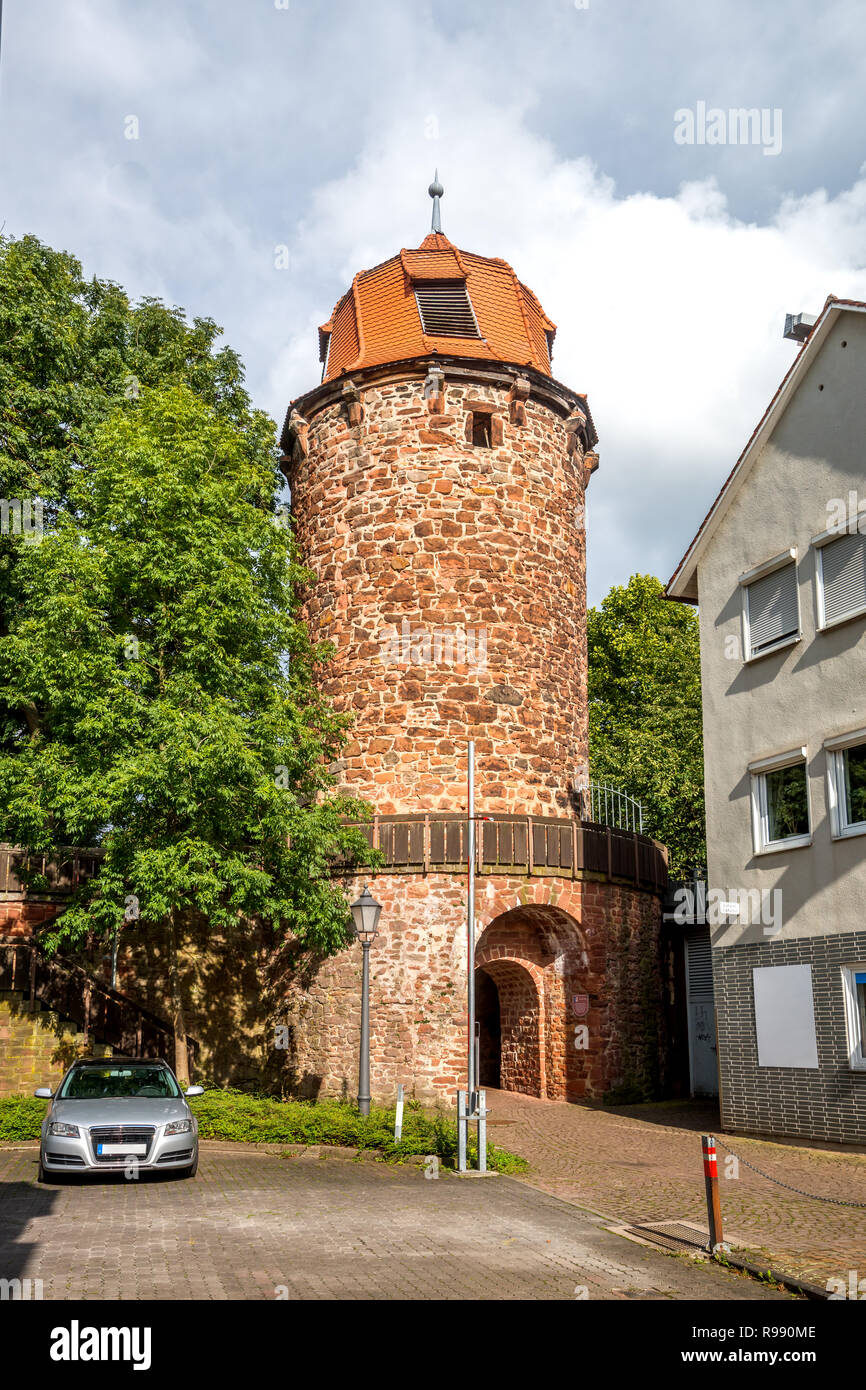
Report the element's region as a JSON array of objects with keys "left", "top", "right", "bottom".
[
  {"left": 821, "top": 532, "right": 866, "bottom": 625},
  {"left": 415, "top": 282, "right": 480, "bottom": 337},
  {"left": 746, "top": 563, "right": 798, "bottom": 655},
  {"left": 685, "top": 936, "right": 714, "bottom": 1000}
]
